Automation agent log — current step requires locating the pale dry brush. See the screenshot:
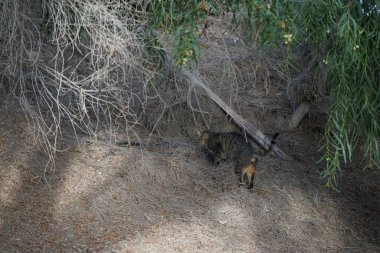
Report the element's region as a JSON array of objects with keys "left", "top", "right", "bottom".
[{"left": 0, "top": 0, "right": 157, "bottom": 173}]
